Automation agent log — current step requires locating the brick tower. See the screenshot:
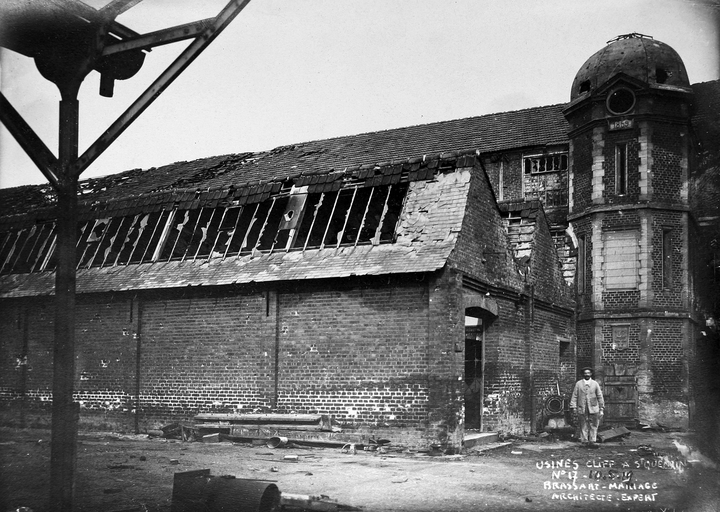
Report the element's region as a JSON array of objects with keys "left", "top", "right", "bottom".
[{"left": 563, "top": 34, "right": 696, "bottom": 428}]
